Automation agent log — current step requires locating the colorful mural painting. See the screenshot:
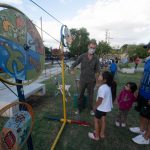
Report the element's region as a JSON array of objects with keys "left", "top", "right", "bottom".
[
  {"left": 0, "top": 4, "right": 45, "bottom": 84},
  {"left": 0, "top": 111, "right": 31, "bottom": 149},
  {"left": 0, "top": 102, "right": 34, "bottom": 150}
]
